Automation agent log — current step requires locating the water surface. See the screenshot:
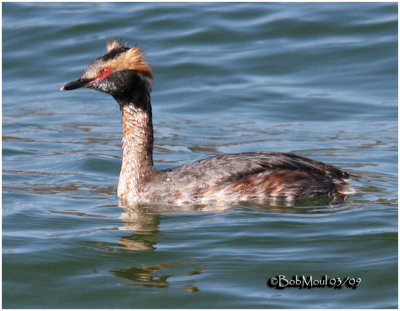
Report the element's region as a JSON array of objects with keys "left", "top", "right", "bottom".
[{"left": 3, "top": 2, "right": 397, "bottom": 308}]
